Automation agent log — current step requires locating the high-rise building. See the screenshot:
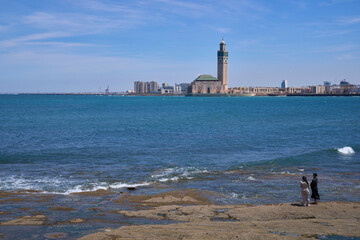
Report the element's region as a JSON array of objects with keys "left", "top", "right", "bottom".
[
  {"left": 148, "top": 81, "right": 159, "bottom": 93},
  {"left": 281, "top": 80, "right": 288, "bottom": 88},
  {"left": 134, "top": 81, "right": 146, "bottom": 93},
  {"left": 217, "top": 38, "right": 228, "bottom": 92},
  {"left": 324, "top": 81, "right": 331, "bottom": 86},
  {"left": 134, "top": 81, "right": 159, "bottom": 94}
]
